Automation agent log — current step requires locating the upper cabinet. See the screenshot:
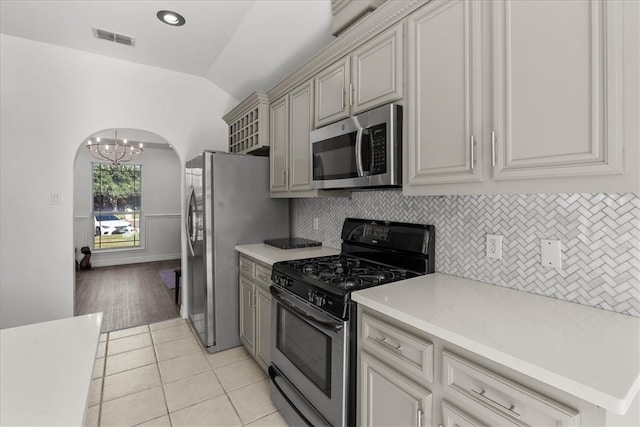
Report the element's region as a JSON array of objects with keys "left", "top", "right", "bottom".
[
  {"left": 315, "top": 23, "right": 404, "bottom": 128},
  {"left": 270, "top": 80, "right": 320, "bottom": 197},
  {"left": 351, "top": 23, "right": 404, "bottom": 115},
  {"left": 491, "top": 0, "right": 623, "bottom": 180},
  {"left": 404, "top": 0, "right": 638, "bottom": 195},
  {"left": 269, "top": 95, "right": 289, "bottom": 194},
  {"left": 315, "top": 57, "right": 351, "bottom": 127},
  {"left": 223, "top": 91, "right": 270, "bottom": 155},
  {"left": 223, "top": 0, "right": 638, "bottom": 197},
  {"left": 406, "top": 0, "right": 483, "bottom": 186}
]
